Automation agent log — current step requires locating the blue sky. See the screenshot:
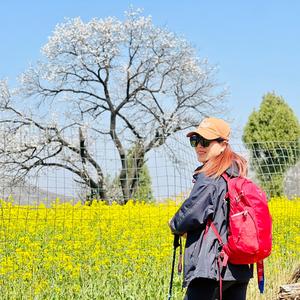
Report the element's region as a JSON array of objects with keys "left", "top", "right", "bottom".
[{"left": 1, "top": 1, "right": 299, "bottom": 141}]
